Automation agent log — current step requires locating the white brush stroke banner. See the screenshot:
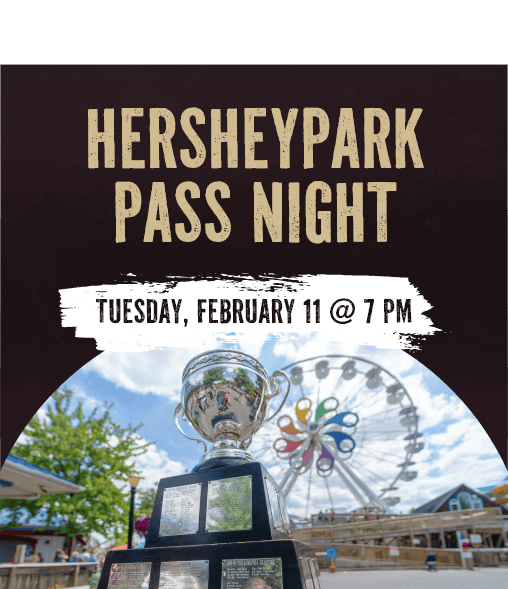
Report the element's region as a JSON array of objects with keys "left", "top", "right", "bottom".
[{"left": 59, "top": 275, "right": 439, "bottom": 352}]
